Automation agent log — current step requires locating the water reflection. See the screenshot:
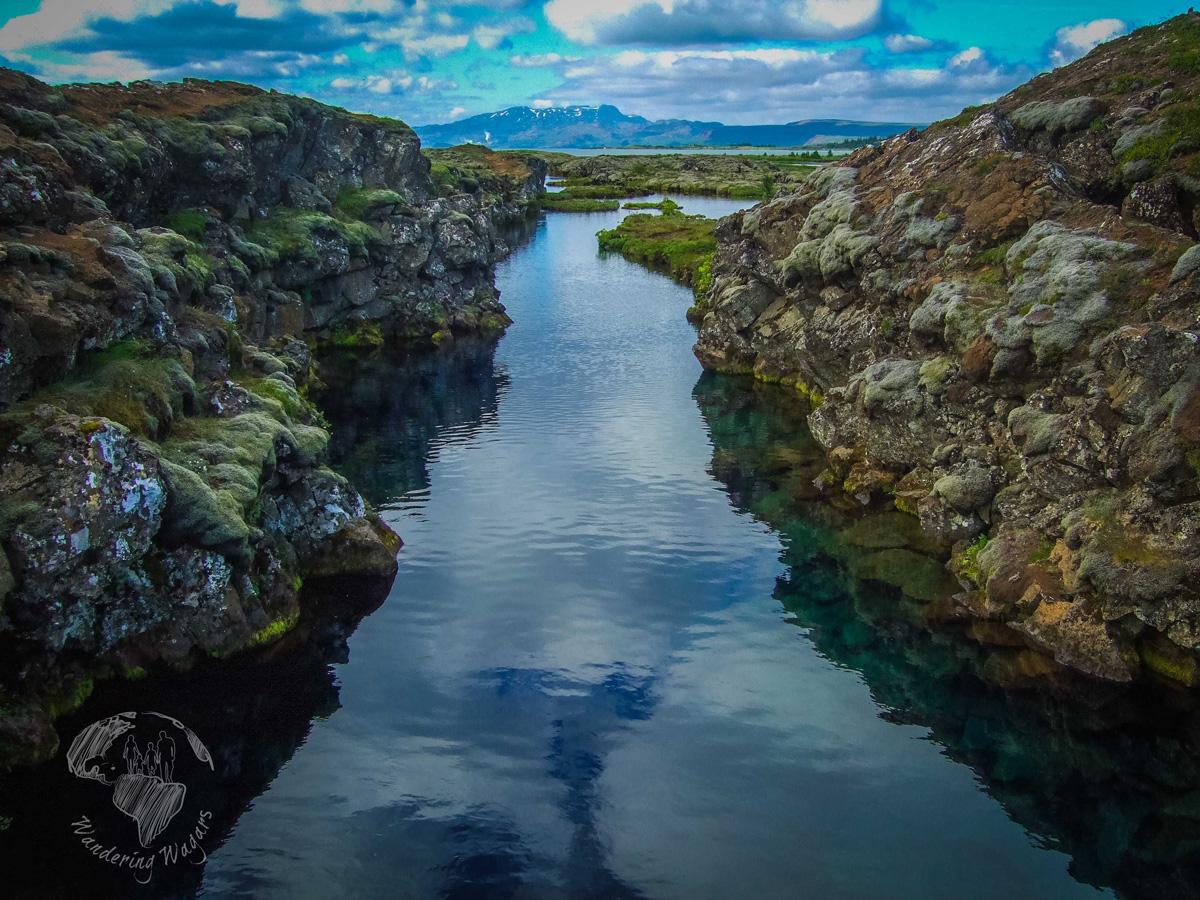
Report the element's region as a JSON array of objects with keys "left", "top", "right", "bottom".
[
  {"left": 0, "top": 577, "right": 388, "bottom": 899},
  {"left": 694, "top": 370, "right": 1200, "bottom": 900},
  {"left": 5, "top": 201, "right": 1200, "bottom": 900},
  {"left": 316, "top": 336, "right": 509, "bottom": 509}
]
